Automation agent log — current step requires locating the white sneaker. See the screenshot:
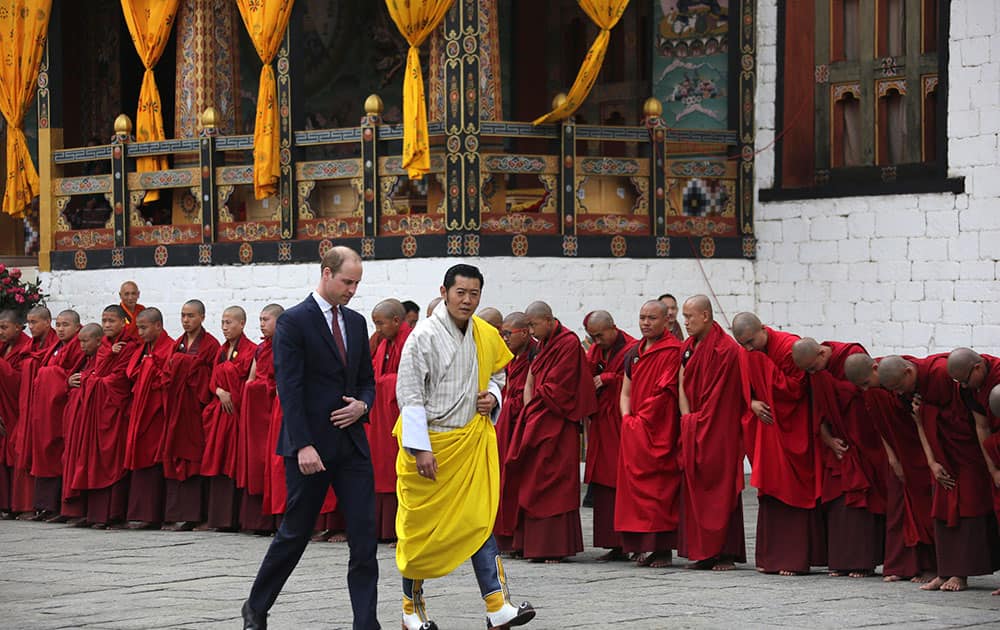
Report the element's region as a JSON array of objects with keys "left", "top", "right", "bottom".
[
  {"left": 486, "top": 601, "right": 536, "bottom": 629},
  {"left": 401, "top": 612, "right": 438, "bottom": 630}
]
